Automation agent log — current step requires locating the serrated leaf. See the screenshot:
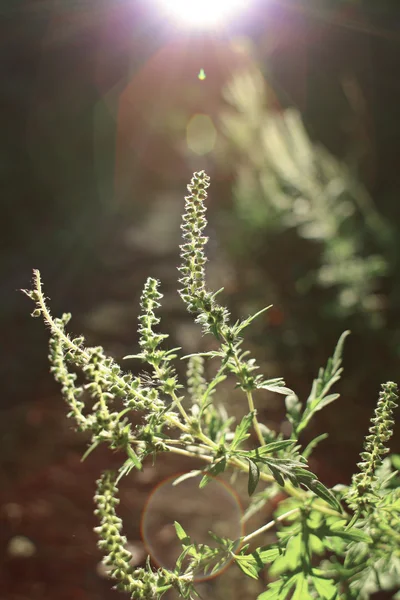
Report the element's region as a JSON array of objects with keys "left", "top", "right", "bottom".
[
  {"left": 252, "top": 546, "right": 280, "bottom": 565},
  {"left": 247, "top": 458, "right": 260, "bottom": 496},
  {"left": 283, "top": 534, "right": 302, "bottom": 571},
  {"left": 235, "top": 547, "right": 279, "bottom": 583},
  {"left": 328, "top": 525, "right": 372, "bottom": 544},
  {"left": 235, "top": 555, "right": 260, "bottom": 579},
  {"left": 297, "top": 331, "right": 350, "bottom": 434},
  {"left": 309, "top": 533, "right": 325, "bottom": 555},
  {"left": 258, "top": 456, "right": 308, "bottom": 488},
  {"left": 265, "top": 461, "right": 285, "bottom": 487},
  {"left": 292, "top": 573, "right": 312, "bottom": 600},
  {"left": 245, "top": 440, "right": 297, "bottom": 458},
  {"left": 312, "top": 576, "right": 338, "bottom": 600},
  {"left": 258, "top": 382, "right": 294, "bottom": 396},
  {"left": 309, "top": 393, "right": 340, "bottom": 413},
  {"left": 207, "top": 531, "right": 232, "bottom": 548},
  {"left": 258, "top": 574, "right": 298, "bottom": 599}
]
